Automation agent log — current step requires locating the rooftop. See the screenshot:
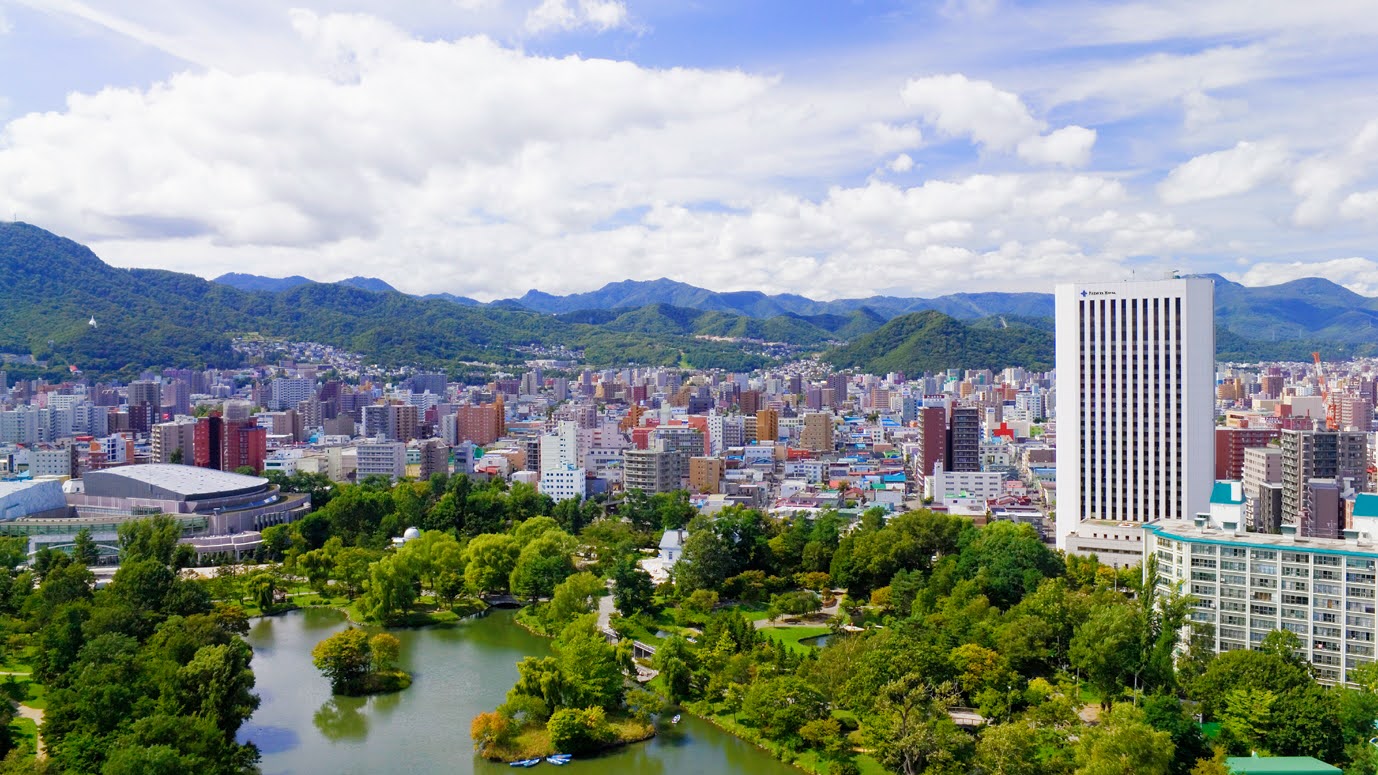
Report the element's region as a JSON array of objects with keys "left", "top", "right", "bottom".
[
  {"left": 86, "top": 464, "right": 268, "bottom": 497},
  {"left": 1225, "top": 756, "right": 1340, "bottom": 774}
]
